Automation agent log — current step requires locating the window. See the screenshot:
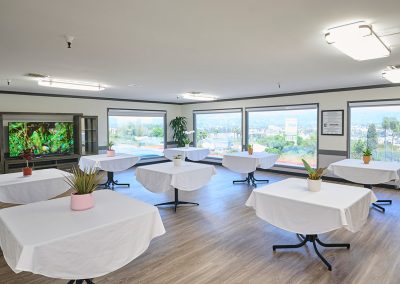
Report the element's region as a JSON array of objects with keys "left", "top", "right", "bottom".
[
  {"left": 247, "top": 105, "right": 318, "bottom": 167},
  {"left": 108, "top": 109, "right": 166, "bottom": 158},
  {"left": 349, "top": 101, "right": 400, "bottom": 162},
  {"left": 194, "top": 109, "right": 242, "bottom": 158}
]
